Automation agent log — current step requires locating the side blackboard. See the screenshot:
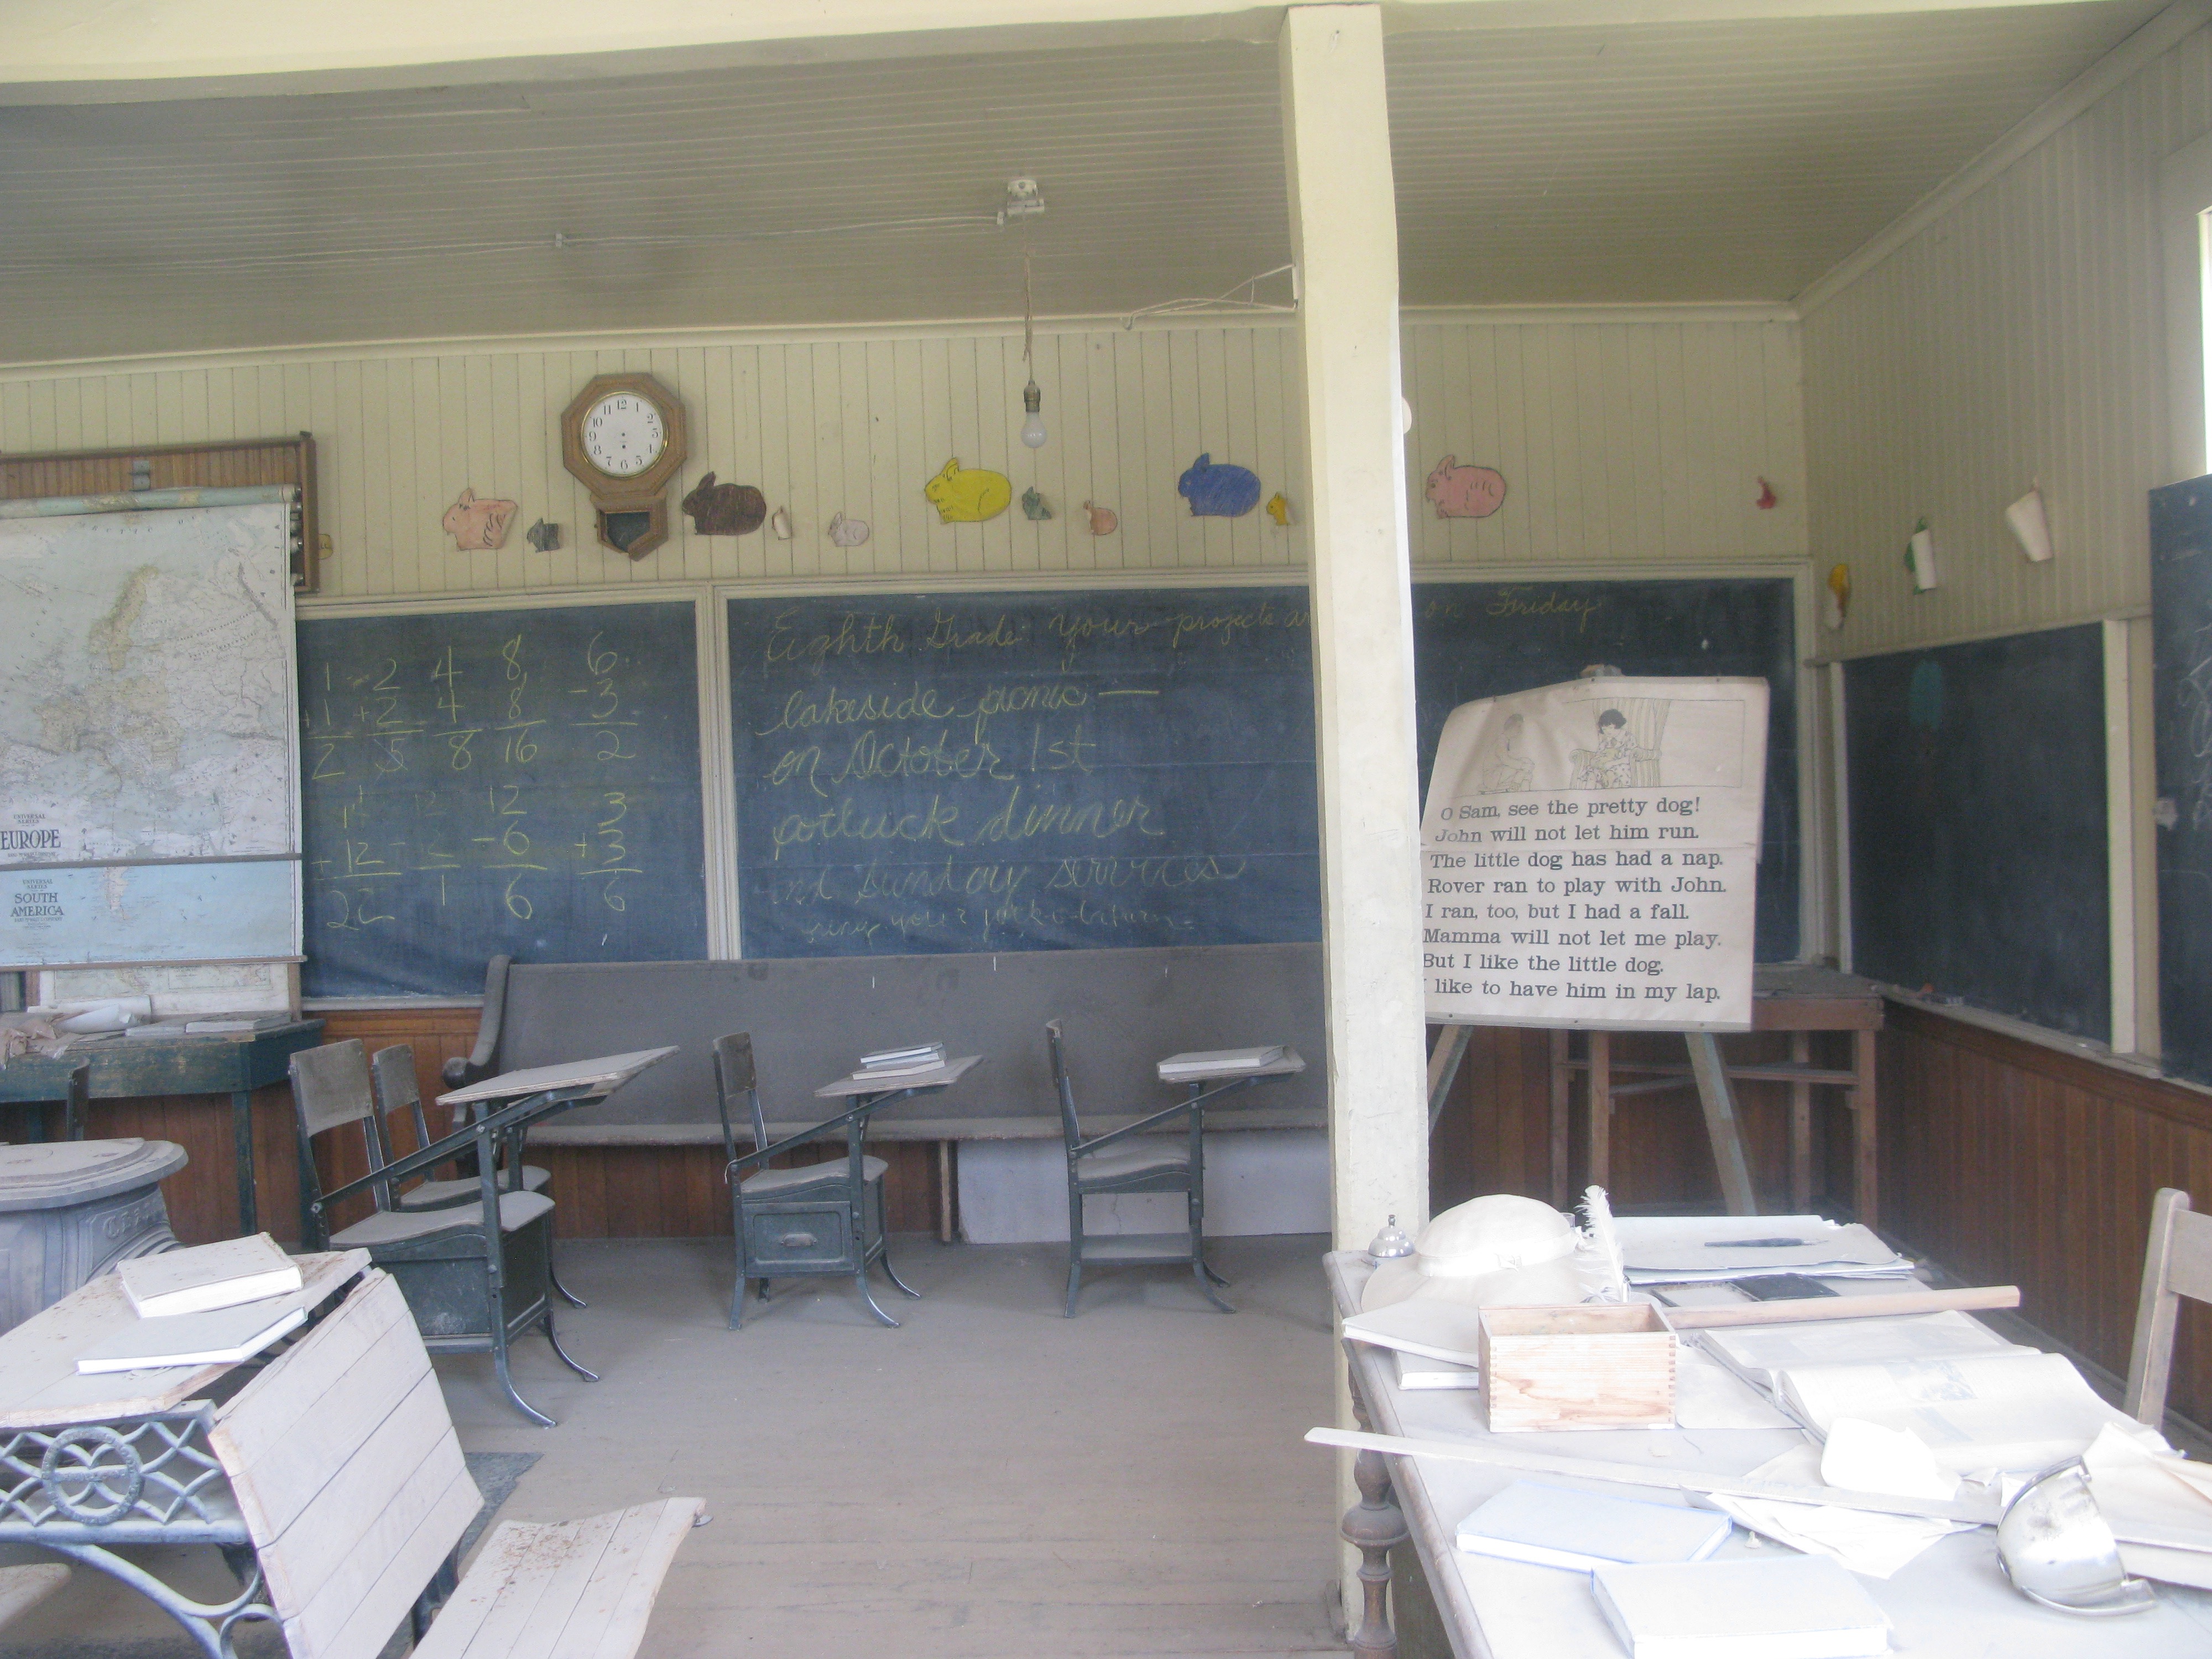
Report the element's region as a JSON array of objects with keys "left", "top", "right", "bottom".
[
  {"left": 1411, "top": 580, "right": 1801, "bottom": 961},
  {"left": 727, "top": 589, "right": 1320, "bottom": 956},
  {"left": 1844, "top": 627, "right": 2107, "bottom": 1040},
  {"left": 298, "top": 602, "right": 708, "bottom": 997},
  {"left": 2152, "top": 477, "right": 2212, "bottom": 1082}
]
